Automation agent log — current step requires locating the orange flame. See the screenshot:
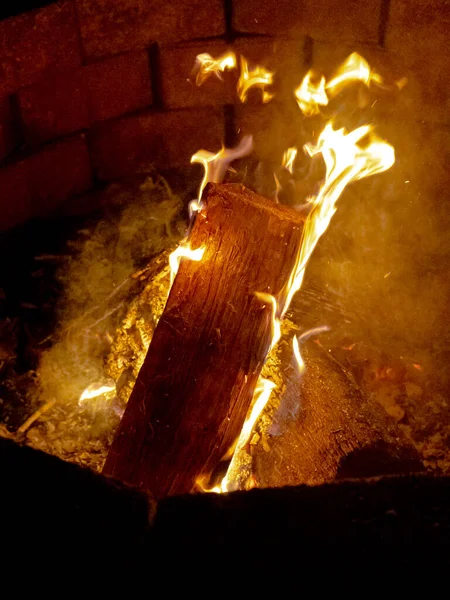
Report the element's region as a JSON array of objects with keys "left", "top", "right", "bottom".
[
  {"left": 79, "top": 381, "right": 115, "bottom": 406},
  {"left": 169, "top": 244, "right": 205, "bottom": 285},
  {"left": 325, "top": 52, "right": 385, "bottom": 97},
  {"left": 295, "top": 72, "right": 328, "bottom": 116},
  {"left": 282, "top": 147, "right": 298, "bottom": 174},
  {"left": 193, "top": 51, "right": 237, "bottom": 85},
  {"left": 190, "top": 135, "right": 254, "bottom": 209},
  {"left": 237, "top": 56, "right": 274, "bottom": 103},
  {"left": 281, "top": 123, "right": 395, "bottom": 315}
]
